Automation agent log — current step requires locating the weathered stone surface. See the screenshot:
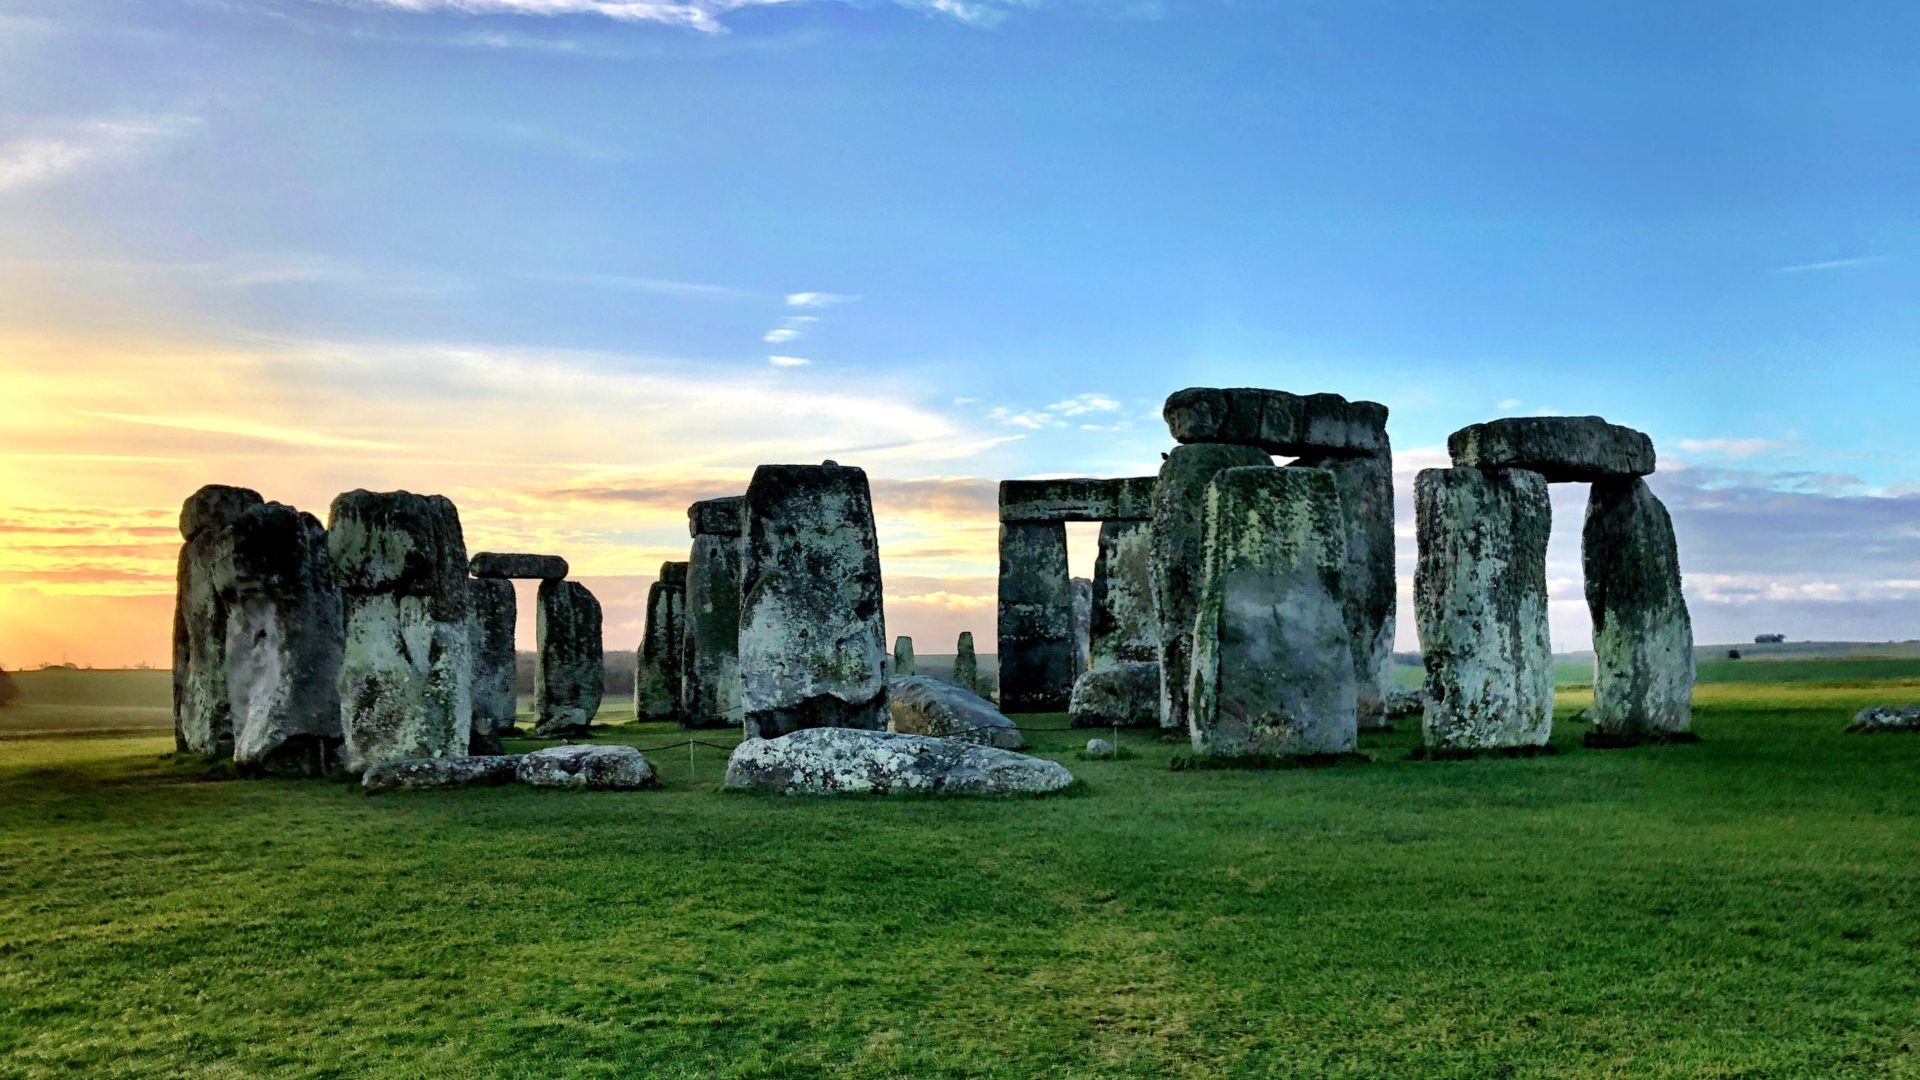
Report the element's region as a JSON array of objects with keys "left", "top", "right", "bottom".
[
  {"left": 517, "top": 744, "right": 659, "bottom": 790},
  {"left": 953, "top": 631, "right": 982, "bottom": 697},
  {"left": 1149, "top": 443, "right": 1275, "bottom": 732},
  {"left": 724, "top": 728, "right": 1073, "bottom": 796},
  {"left": 739, "top": 462, "right": 889, "bottom": 738},
  {"left": 468, "top": 552, "right": 569, "bottom": 580},
  {"left": 1292, "top": 448, "right": 1398, "bottom": 728},
  {"left": 892, "top": 636, "right": 916, "bottom": 676},
  {"left": 535, "top": 579, "right": 604, "bottom": 738},
  {"left": 1163, "top": 387, "right": 1387, "bottom": 458},
  {"left": 362, "top": 755, "right": 519, "bottom": 793},
  {"left": 1414, "top": 468, "right": 1555, "bottom": 753},
  {"left": 1090, "top": 520, "right": 1157, "bottom": 670},
  {"left": 1085, "top": 738, "right": 1114, "bottom": 758},
  {"left": 634, "top": 565, "right": 686, "bottom": 722},
  {"left": 1448, "top": 416, "right": 1655, "bottom": 482},
  {"left": 996, "top": 521, "right": 1073, "bottom": 713},
  {"left": 1068, "top": 660, "right": 1160, "bottom": 728},
  {"left": 468, "top": 578, "right": 518, "bottom": 748},
  {"left": 998, "top": 477, "right": 1158, "bottom": 523},
  {"left": 328, "top": 490, "right": 473, "bottom": 775},
  {"left": 887, "top": 674, "right": 1024, "bottom": 750},
  {"left": 1070, "top": 577, "right": 1092, "bottom": 682},
  {"left": 1385, "top": 686, "right": 1426, "bottom": 719},
  {"left": 687, "top": 495, "right": 746, "bottom": 538},
  {"left": 684, "top": 531, "right": 745, "bottom": 730},
  {"left": 1189, "top": 467, "right": 1358, "bottom": 757},
  {"left": 174, "top": 484, "right": 263, "bottom": 757},
  {"left": 1847, "top": 705, "right": 1920, "bottom": 733},
  {"left": 1584, "top": 478, "right": 1694, "bottom": 742},
  {"left": 224, "top": 502, "right": 344, "bottom": 774}
]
